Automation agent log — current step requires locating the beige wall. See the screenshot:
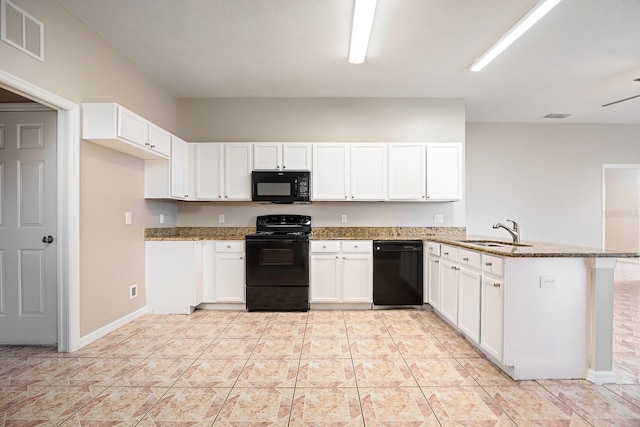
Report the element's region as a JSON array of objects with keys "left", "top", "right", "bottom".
[
  {"left": 466, "top": 123, "right": 640, "bottom": 248},
  {"left": 1, "top": 0, "right": 177, "bottom": 337},
  {"left": 176, "top": 97, "right": 466, "bottom": 227}
]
